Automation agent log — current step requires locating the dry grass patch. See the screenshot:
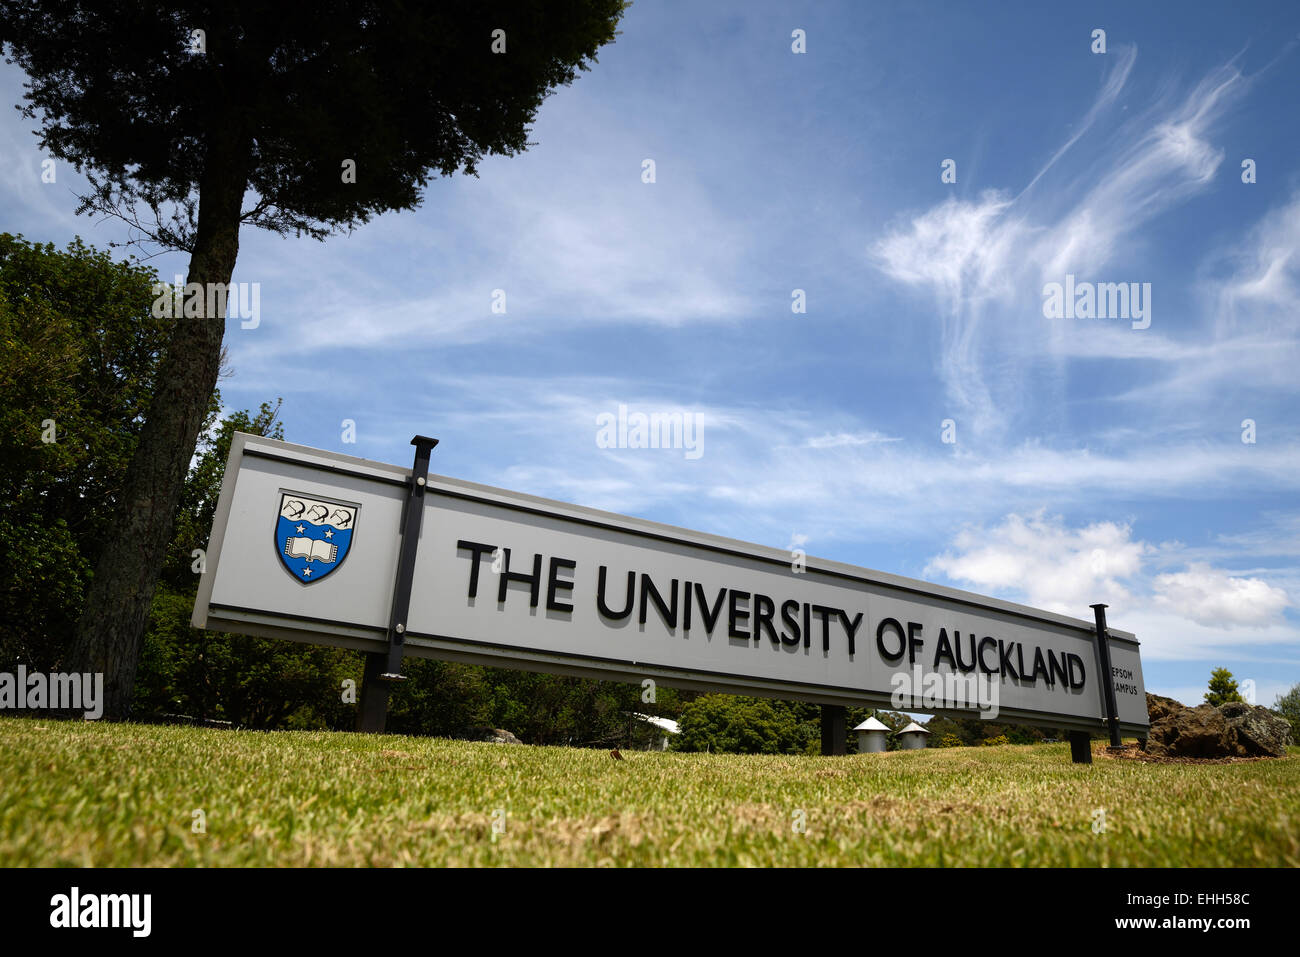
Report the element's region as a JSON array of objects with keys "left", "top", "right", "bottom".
[{"left": 0, "top": 717, "right": 1295, "bottom": 867}]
